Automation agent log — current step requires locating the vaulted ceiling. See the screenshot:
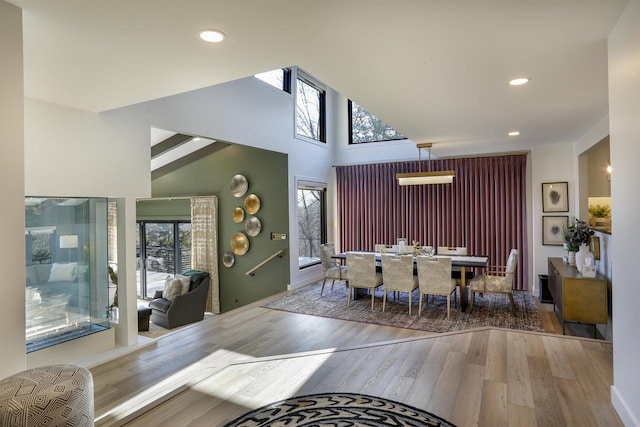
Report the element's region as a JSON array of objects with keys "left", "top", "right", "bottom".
[{"left": 10, "top": 0, "right": 628, "bottom": 151}]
